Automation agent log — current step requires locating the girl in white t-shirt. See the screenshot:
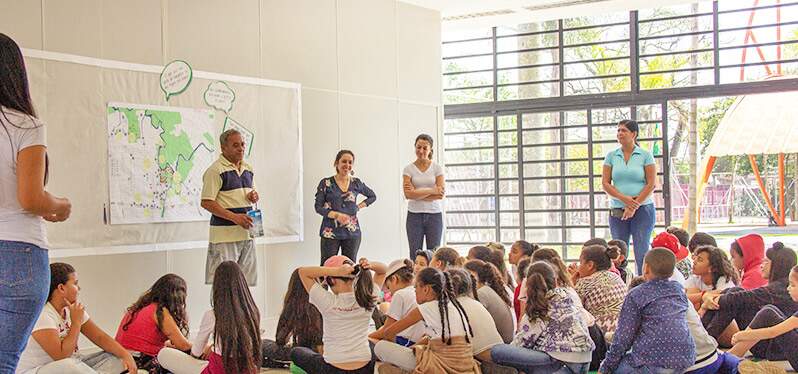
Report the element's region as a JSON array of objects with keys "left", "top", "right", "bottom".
[
  {"left": 291, "top": 255, "right": 384, "bottom": 374},
  {"left": 373, "top": 267, "right": 480, "bottom": 373},
  {"left": 158, "top": 261, "right": 262, "bottom": 374},
  {"left": 686, "top": 245, "right": 739, "bottom": 312},
  {"left": 369, "top": 259, "right": 424, "bottom": 346},
  {"left": 402, "top": 134, "right": 445, "bottom": 259},
  {"left": 16, "top": 263, "right": 136, "bottom": 374}
]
